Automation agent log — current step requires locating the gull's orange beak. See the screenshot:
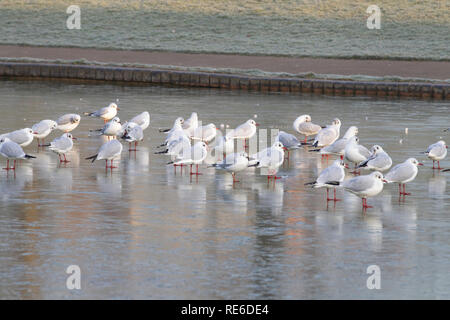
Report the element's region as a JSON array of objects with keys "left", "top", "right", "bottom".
[
  {"left": 255, "top": 123, "right": 260, "bottom": 126},
  {"left": 116, "top": 107, "right": 120, "bottom": 110},
  {"left": 418, "top": 163, "right": 424, "bottom": 166},
  {"left": 33, "top": 132, "right": 39, "bottom": 135},
  {"left": 344, "top": 164, "right": 349, "bottom": 169},
  {"left": 382, "top": 179, "right": 388, "bottom": 183},
  {"left": 72, "top": 137, "right": 77, "bottom": 140}
]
